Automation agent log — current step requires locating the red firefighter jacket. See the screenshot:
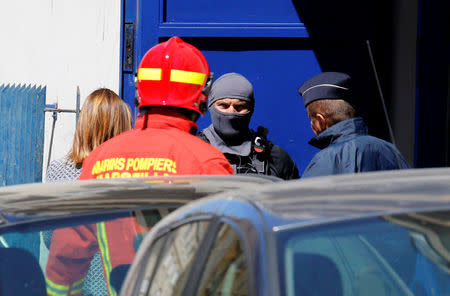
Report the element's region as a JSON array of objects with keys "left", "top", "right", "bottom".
[
  {"left": 46, "top": 110, "right": 233, "bottom": 296},
  {"left": 80, "top": 110, "right": 233, "bottom": 178}
]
